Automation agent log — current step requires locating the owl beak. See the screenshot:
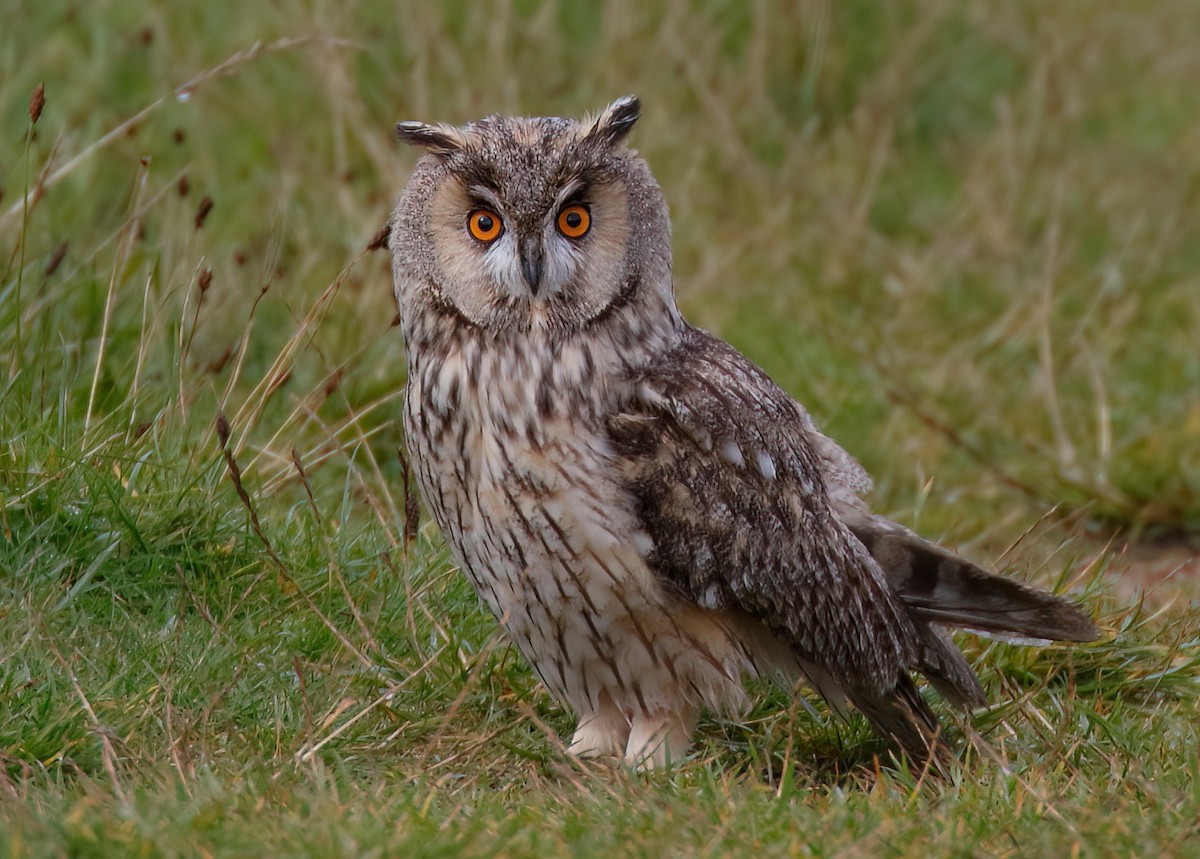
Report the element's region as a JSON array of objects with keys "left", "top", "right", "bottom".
[{"left": 519, "top": 235, "right": 544, "bottom": 296}]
